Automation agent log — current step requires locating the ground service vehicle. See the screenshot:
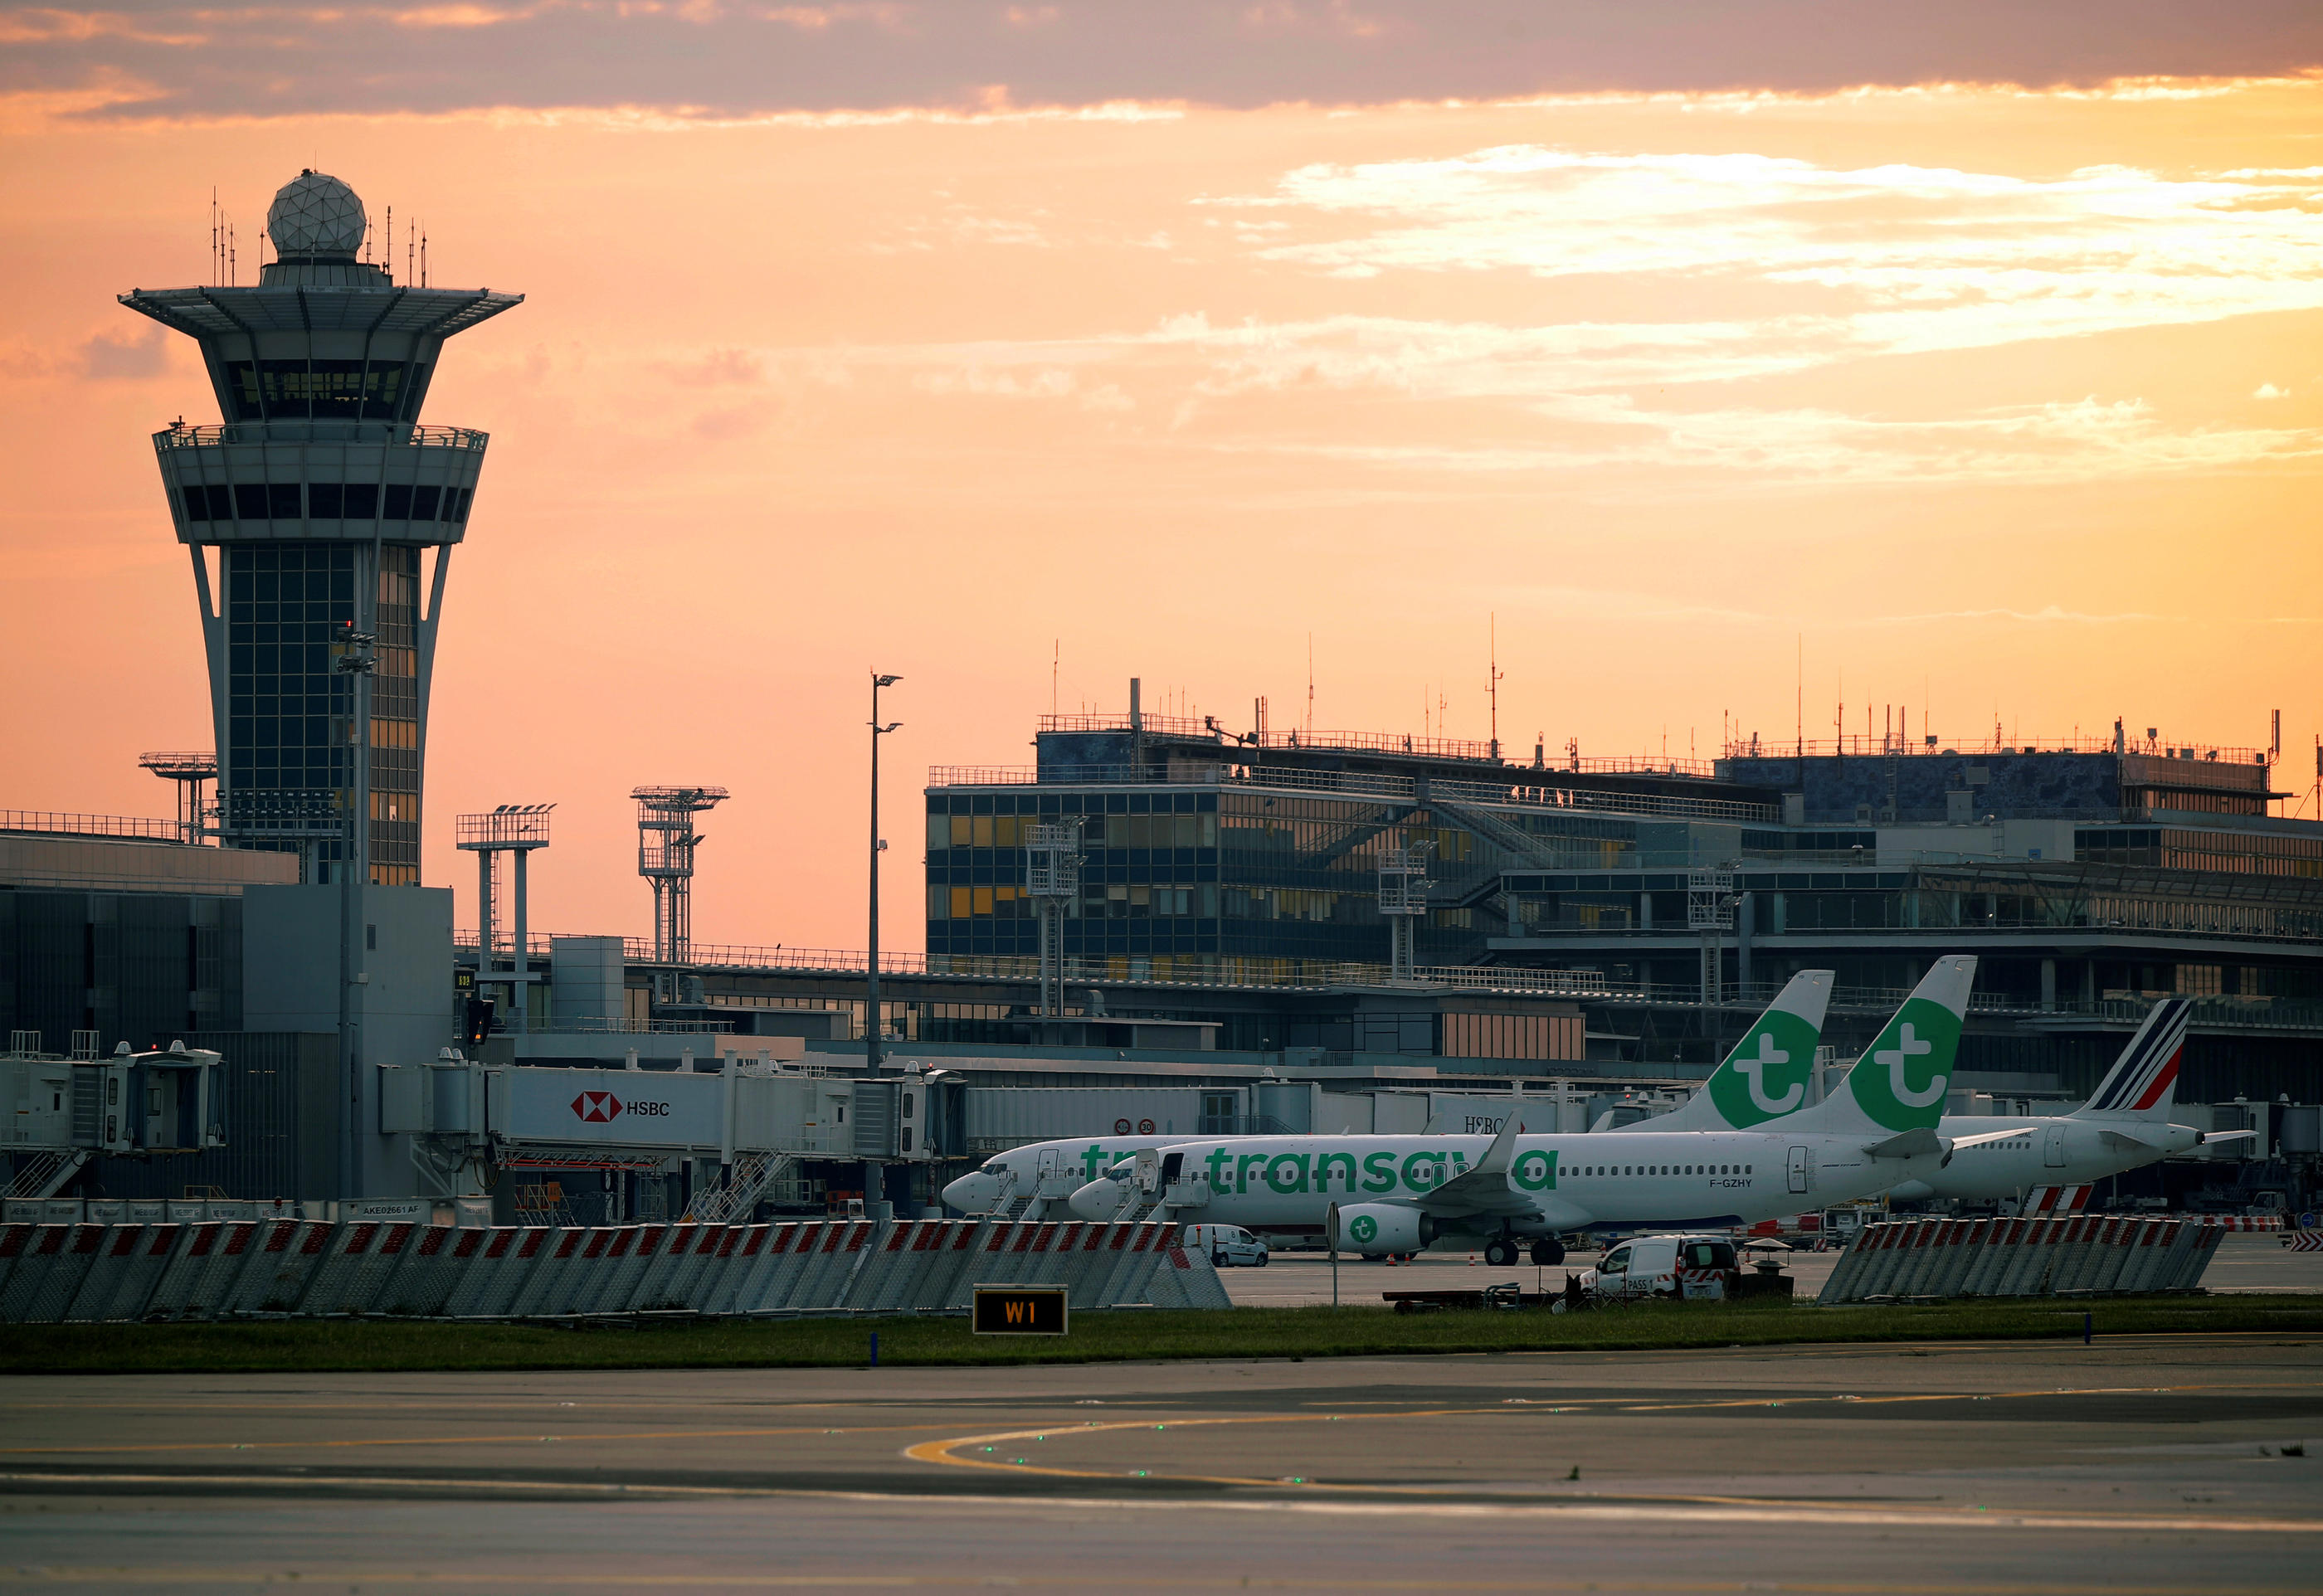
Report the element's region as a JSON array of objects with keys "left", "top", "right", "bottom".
[
  {"left": 1579, "top": 1235, "right": 1739, "bottom": 1300},
  {"left": 1180, "top": 1224, "right": 1269, "bottom": 1267}
]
